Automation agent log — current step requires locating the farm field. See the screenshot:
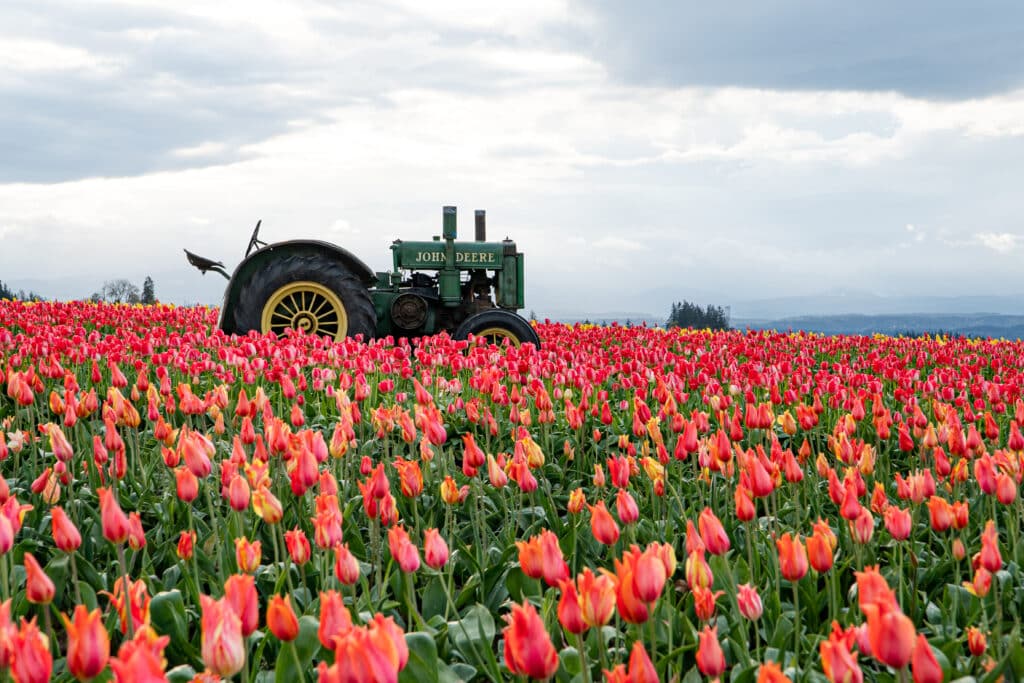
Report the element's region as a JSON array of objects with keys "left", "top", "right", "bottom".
[{"left": 1, "top": 300, "right": 1023, "bottom": 682}]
